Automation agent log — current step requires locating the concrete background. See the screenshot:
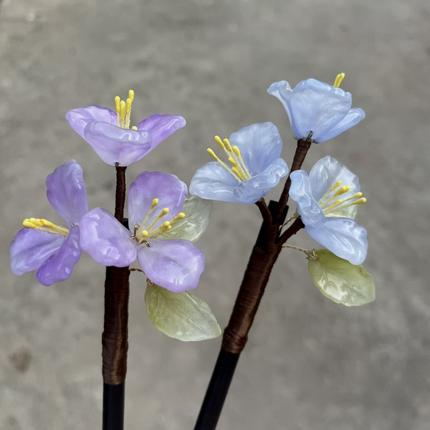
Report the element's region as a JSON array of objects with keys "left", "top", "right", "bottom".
[{"left": 1, "top": 0, "right": 429, "bottom": 429}]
